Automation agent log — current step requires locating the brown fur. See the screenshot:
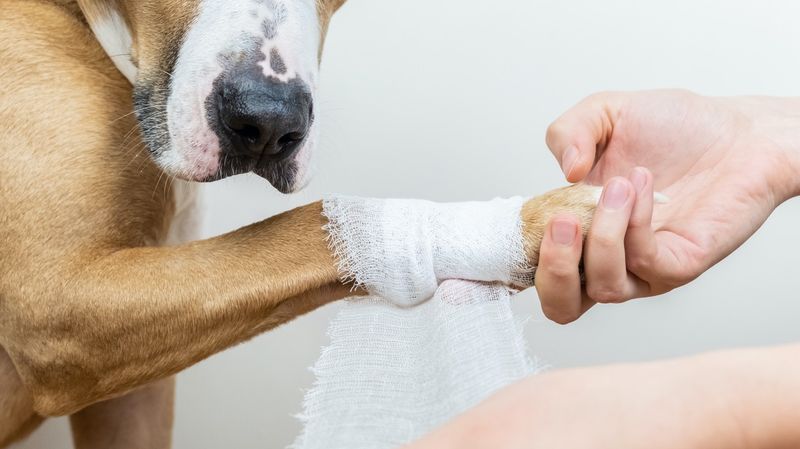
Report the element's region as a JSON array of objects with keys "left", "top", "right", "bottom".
[
  {"left": 521, "top": 184, "right": 598, "bottom": 268},
  {"left": 0, "top": 348, "right": 42, "bottom": 447},
  {"left": 0, "top": 0, "right": 596, "bottom": 446},
  {"left": 0, "top": 0, "right": 351, "bottom": 445},
  {"left": 69, "top": 378, "right": 176, "bottom": 449}
]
